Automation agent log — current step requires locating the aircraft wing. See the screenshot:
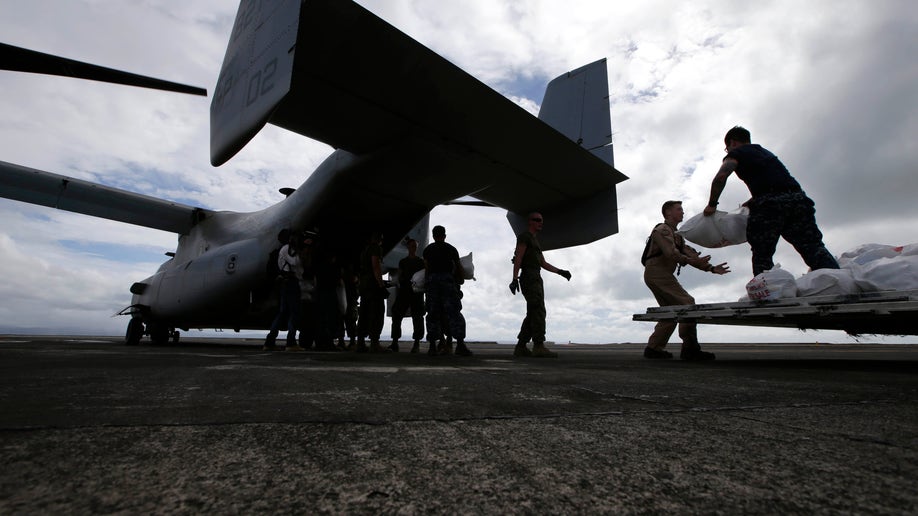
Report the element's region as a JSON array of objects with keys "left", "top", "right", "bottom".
[
  {"left": 0, "top": 161, "right": 208, "bottom": 234},
  {"left": 211, "top": 0, "right": 627, "bottom": 248}
]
